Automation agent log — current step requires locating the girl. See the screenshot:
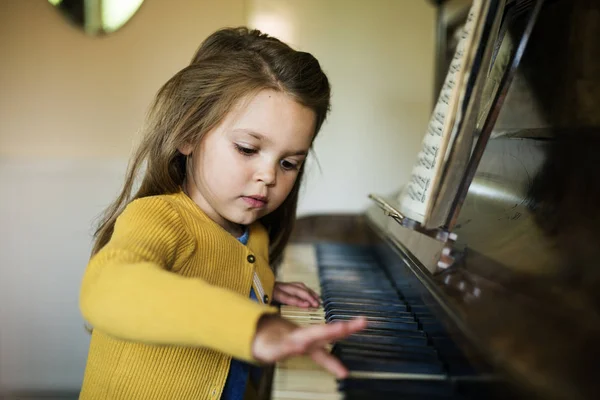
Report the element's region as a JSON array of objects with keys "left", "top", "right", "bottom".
[{"left": 78, "top": 27, "right": 367, "bottom": 399}]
